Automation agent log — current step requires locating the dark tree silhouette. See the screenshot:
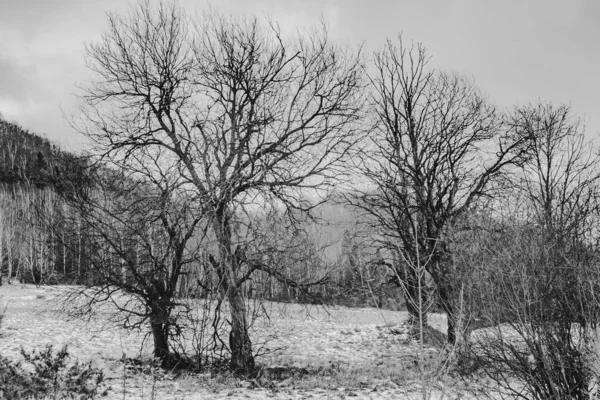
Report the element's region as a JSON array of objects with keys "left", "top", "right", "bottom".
[
  {"left": 349, "top": 37, "right": 530, "bottom": 345},
  {"left": 74, "top": 1, "right": 363, "bottom": 374},
  {"left": 60, "top": 165, "right": 202, "bottom": 366}
]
